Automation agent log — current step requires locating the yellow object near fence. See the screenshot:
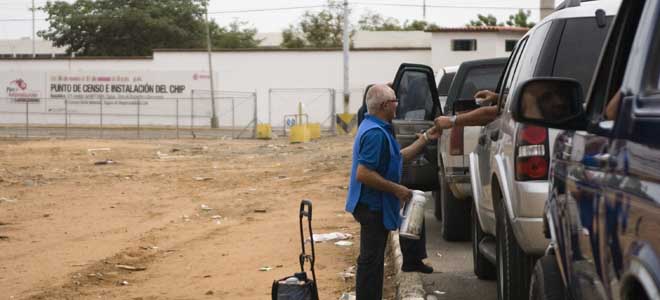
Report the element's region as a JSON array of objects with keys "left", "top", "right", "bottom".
[
  {"left": 256, "top": 123, "right": 272, "bottom": 139},
  {"left": 307, "top": 123, "right": 321, "bottom": 140},
  {"left": 290, "top": 124, "right": 311, "bottom": 143},
  {"left": 336, "top": 113, "right": 357, "bottom": 135}
]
